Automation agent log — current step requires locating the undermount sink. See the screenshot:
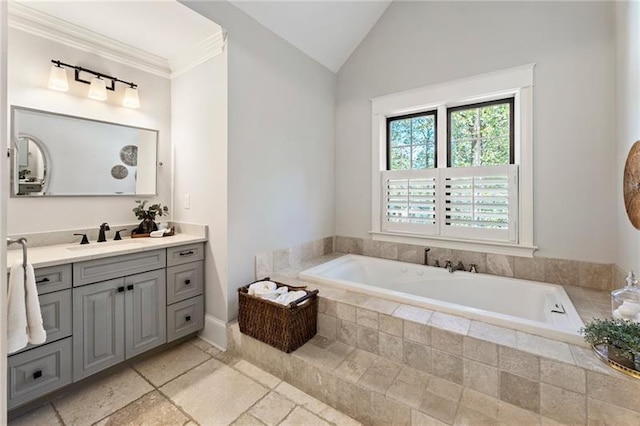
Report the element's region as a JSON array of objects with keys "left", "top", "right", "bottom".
[{"left": 66, "top": 241, "right": 145, "bottom": 252}]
